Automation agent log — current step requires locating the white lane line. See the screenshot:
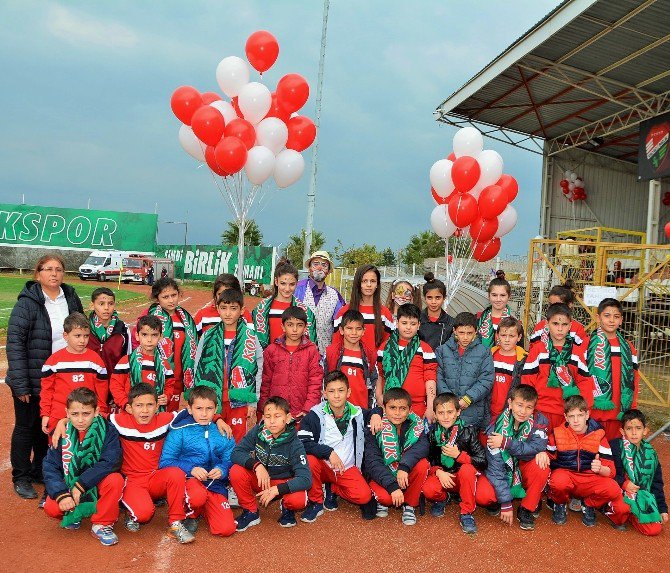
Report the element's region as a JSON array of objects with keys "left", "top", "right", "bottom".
[{"left": 154, "top": 533, "right": 176, "bottom": 572}]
